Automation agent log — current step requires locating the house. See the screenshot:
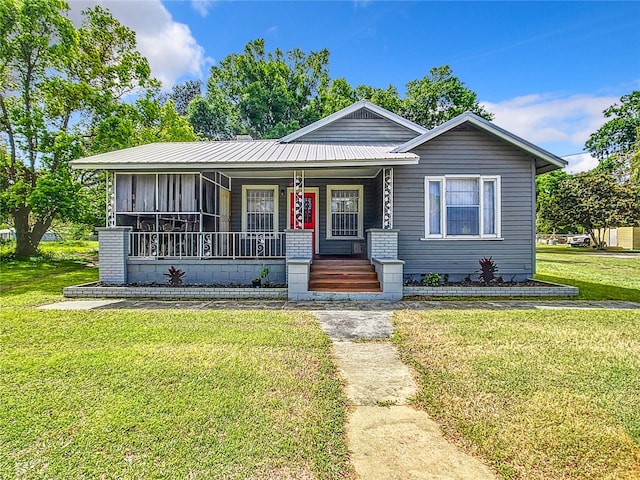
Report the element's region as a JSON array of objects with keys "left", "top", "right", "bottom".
[{"left": 71, "top": 100, "right": 567, "bottom": 300}]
